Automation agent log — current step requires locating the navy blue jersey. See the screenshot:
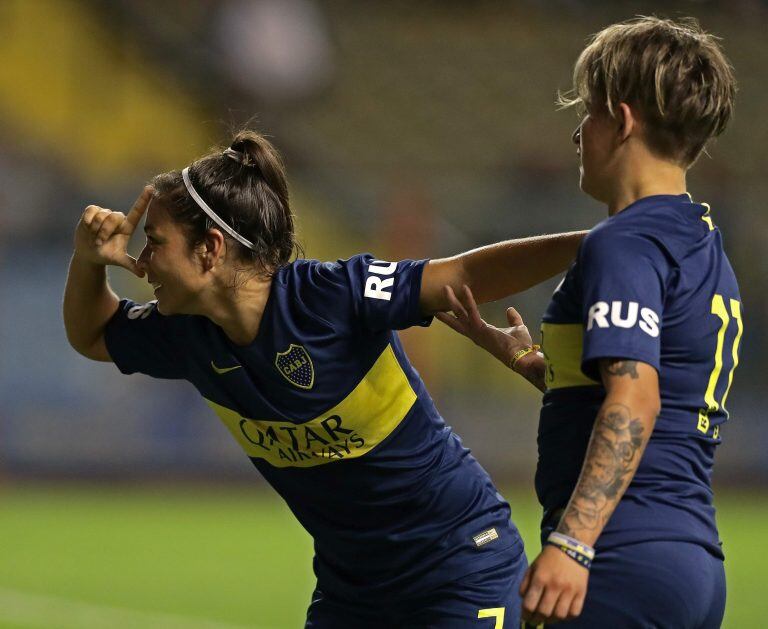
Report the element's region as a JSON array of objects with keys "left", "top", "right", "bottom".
[
  {"left": 105, "top": 254, "right": 520, "bottom": 597},
  {"left": 539, "top": 194, "right": 742, "bottom": 557}
]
